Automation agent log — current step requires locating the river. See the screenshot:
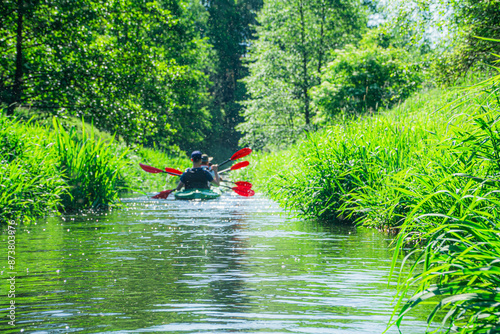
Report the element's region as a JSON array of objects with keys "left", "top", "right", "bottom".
[{"left": 0, "top": 193, "right": 429, "bottom": 333}]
